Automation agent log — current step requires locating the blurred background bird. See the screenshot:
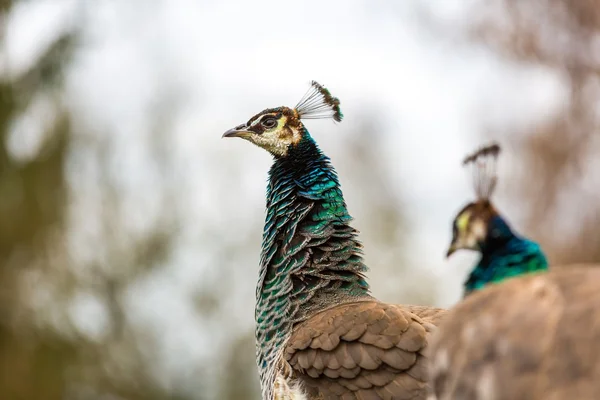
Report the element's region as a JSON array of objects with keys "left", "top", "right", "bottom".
[
  {"left": 428, "top": 265, "right": 600, "bottom": 400},
  {"left": 429, "top": 145, "right": 600, "bottom": 400},
  {"left": 222, "top": 81, "right": 445, "bottom": 400},
  {"left": 447, "top": 143, "right": 548, "bottom": 296}
]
